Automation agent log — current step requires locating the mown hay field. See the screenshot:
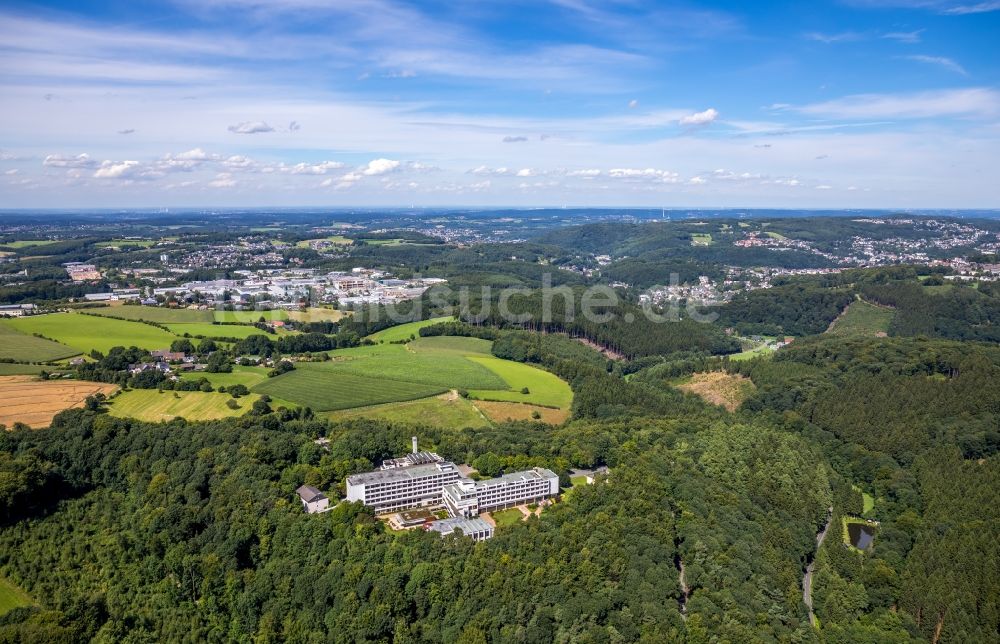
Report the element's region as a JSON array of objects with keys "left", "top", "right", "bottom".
[
  {"left": 366, "top": 317, "right": 454, "bottom": 343},
  {"left": 0, "top": 376, "right": 118, "bottom": 428},
  {"left": 107, "top": 389, "right": 260, "bottom": 422},
  {"left": 467, "top": 356, "right": 573, "bottom": 409},
  {"left": 325, "top": 392, "right": 490, "bottom": 428}
]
